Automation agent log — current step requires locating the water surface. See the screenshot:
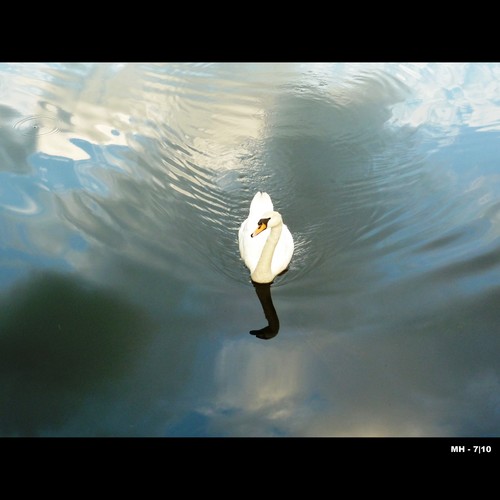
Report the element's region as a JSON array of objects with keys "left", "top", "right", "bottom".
[{"left": 1, "top": 63, "right": 499, "bottom": 436}]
